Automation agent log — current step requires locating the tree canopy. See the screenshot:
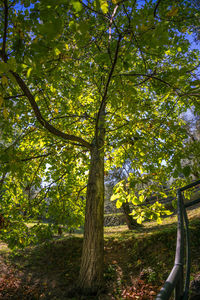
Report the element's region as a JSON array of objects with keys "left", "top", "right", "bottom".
[{"left": 0, "top": 0, "right": 200, "bottom": 294}]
